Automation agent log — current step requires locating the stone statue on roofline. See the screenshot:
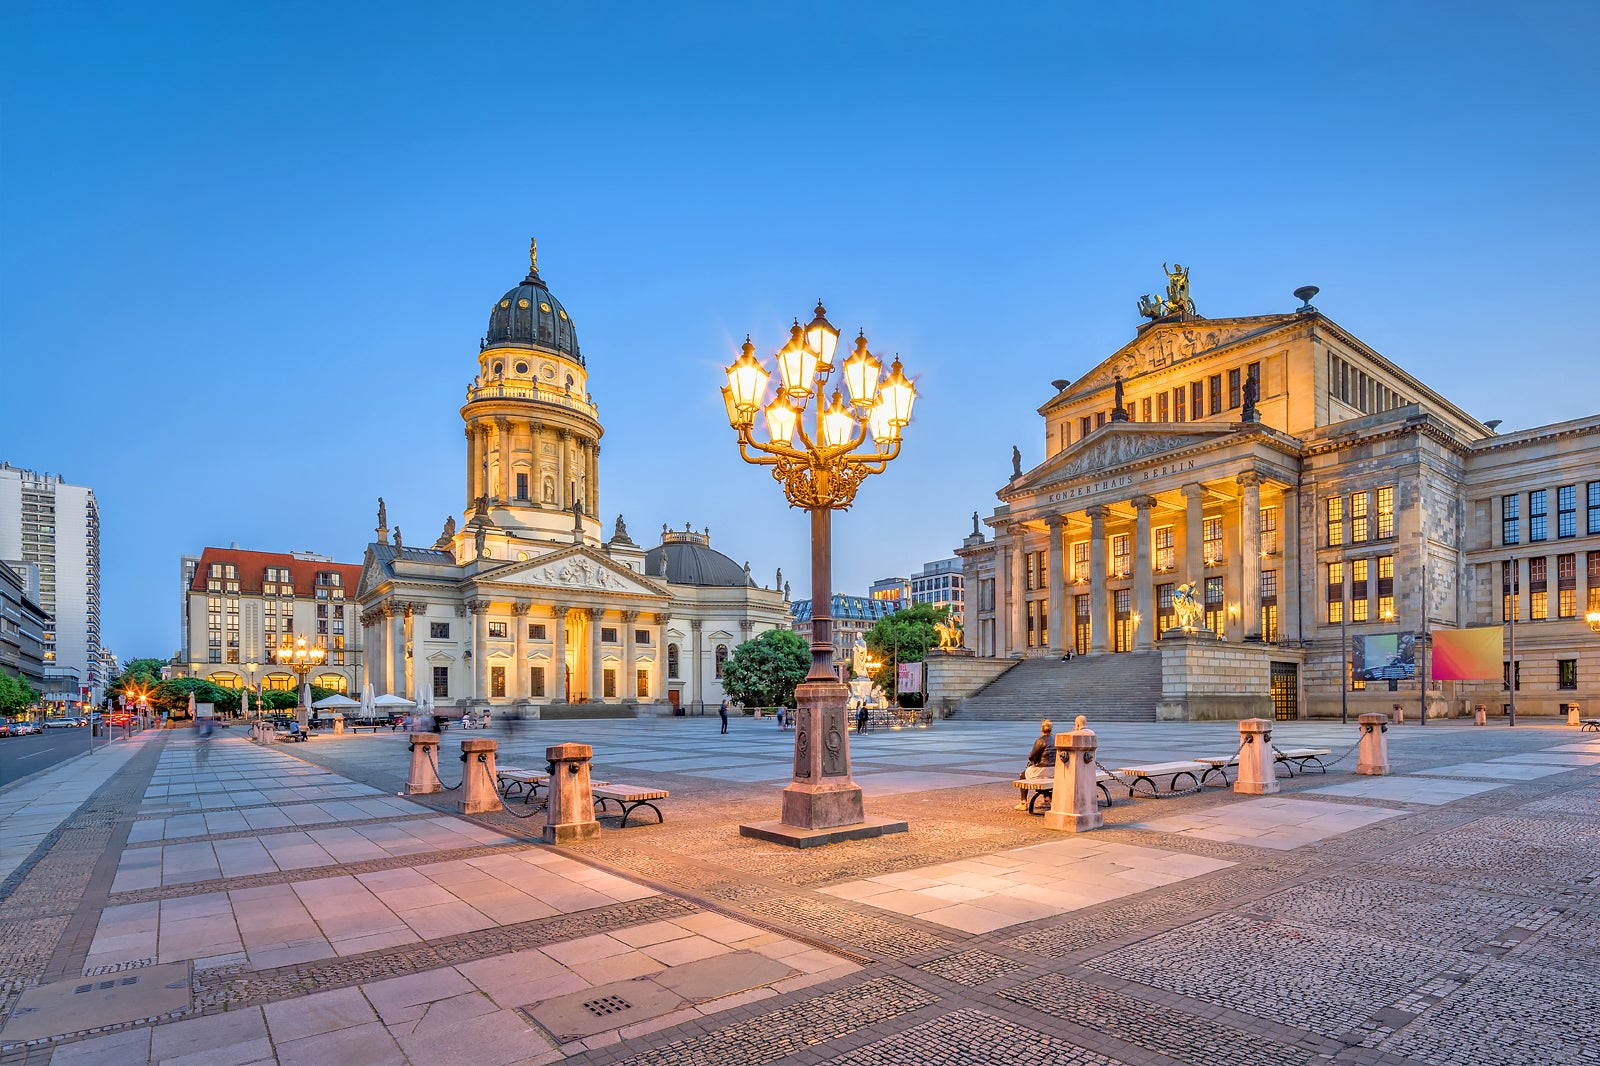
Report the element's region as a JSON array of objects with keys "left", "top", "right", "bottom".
[{"left": 1011, "top": 445, "right": 1022, "bottom": 479}]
